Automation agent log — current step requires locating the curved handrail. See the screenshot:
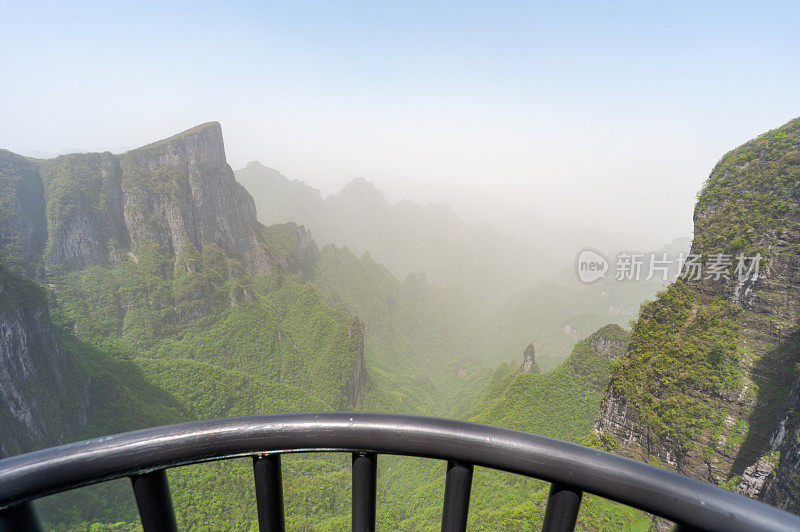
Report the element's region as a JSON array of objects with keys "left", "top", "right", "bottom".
[{"left": 0, "top": 412, "right": 798, "bottom": 531}]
